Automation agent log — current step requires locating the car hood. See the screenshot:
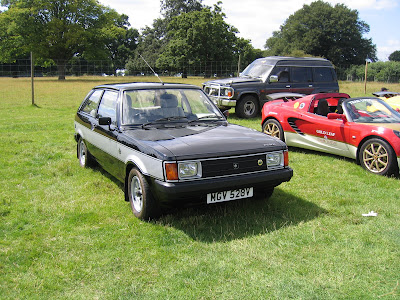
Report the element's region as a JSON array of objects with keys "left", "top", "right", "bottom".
[
  {"left": 359, "top": 123, "right": 400, "bottom": 131},
  {"left": 204, "top": 76, "right": 261, "bottom": 86},
  {"left": 124, "top": 124, "right": 286, "bottom": 160}
]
